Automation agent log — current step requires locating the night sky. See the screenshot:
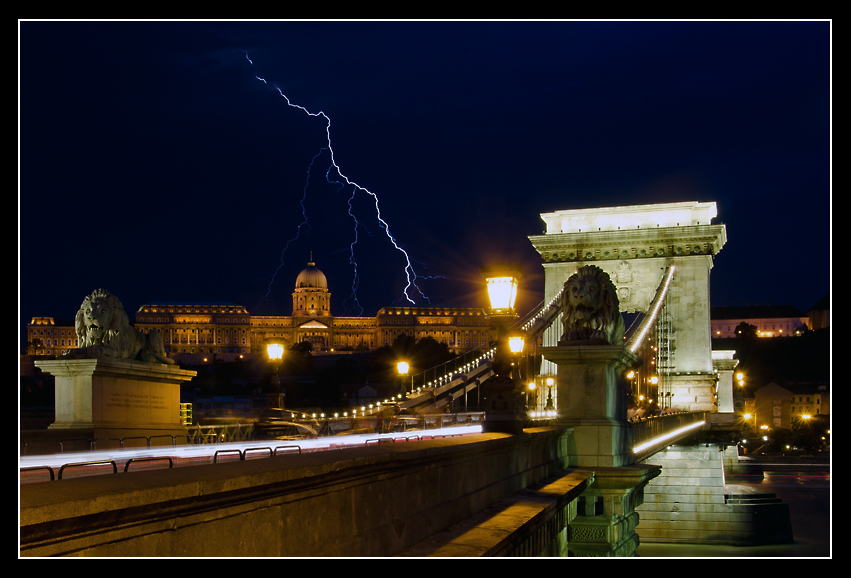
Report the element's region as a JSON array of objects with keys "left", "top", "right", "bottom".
[{"left": 19, "top": 21, "right": 831, "bottom": 345}]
